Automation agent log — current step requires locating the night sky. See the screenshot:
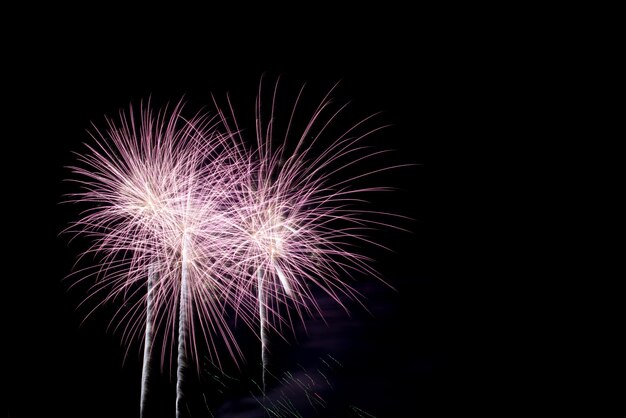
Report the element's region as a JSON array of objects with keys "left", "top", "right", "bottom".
[{"left": 5, "top": 12, "right": 471, "bottom": 418}]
